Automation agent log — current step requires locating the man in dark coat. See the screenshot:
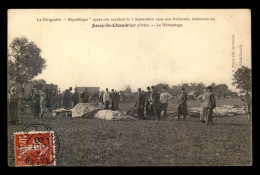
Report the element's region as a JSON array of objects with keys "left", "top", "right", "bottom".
[
  {"left": 149, "top": 86, "right": 160, "bottom": 120},
  {"left": 62, "top": 89, "right": 71, "bottom": 109},
  {"left": 114, "top": 90, "right": 120, "bottom": 110},
  {"left": 245, "top": 90, "right": 252, "bottom": 120},
  {"left": 145, "top": 87, "right": 152, "bottom": 119},
  {"left": 204, "top": 86, "right": 216, "bottom": 125},
  {"left": 32, "top": 89, "right": 40, "bottom": 117},
  {"left": 110, "top": 89, "right": 116, "bottom": 110},
  {"left": 177, "top": 87, "right": 188, "bottom": 121},
  {"left": 72, "top": 88, "right": 79, "bottom": 107},
  {"left": 134, "top": 88, "right": 145, "bottom": 119}
]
